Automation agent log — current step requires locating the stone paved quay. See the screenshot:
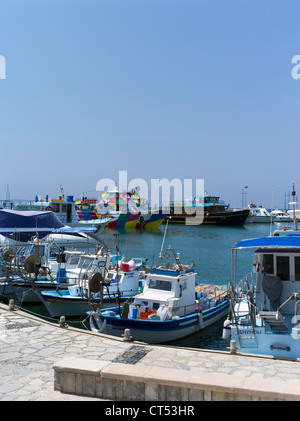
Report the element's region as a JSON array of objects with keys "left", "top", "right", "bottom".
[{"left": 1, "top": 303, "right": 300, "bottom": 401}]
